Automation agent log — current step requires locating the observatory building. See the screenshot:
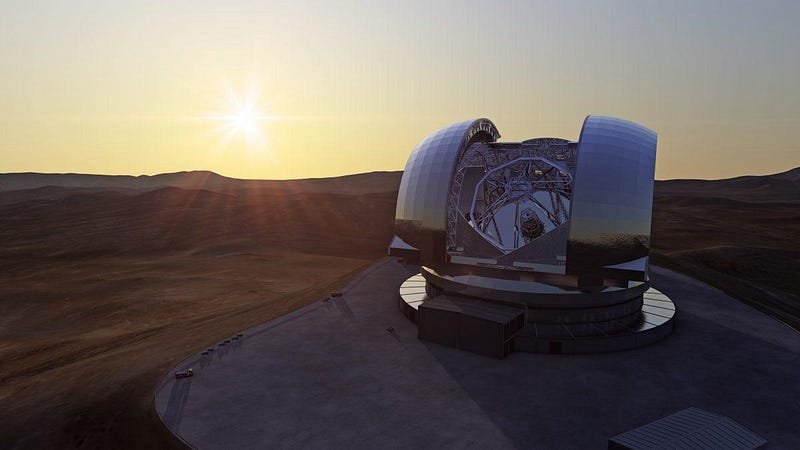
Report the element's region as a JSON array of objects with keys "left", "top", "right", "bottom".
[{"left": 391, "top": 116, "right": 675, "bottom": 357}]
